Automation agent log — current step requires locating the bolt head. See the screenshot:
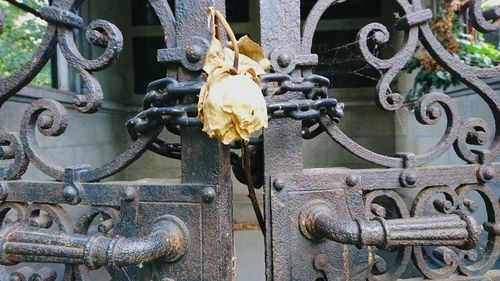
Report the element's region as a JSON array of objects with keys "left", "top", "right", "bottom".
[
  {"left": 346, "top": 175, "right": 360, "bottom": 187},
  {"left": 202, "top": 187, "right": 216, "bottom": 203},
  {"left": 478, "top": 165, "right": 495, "bottom": 182},
  {"left": 277, "top": 53, "right": 291, "bottom": 68},
  {"left": 123, "top": 187, "right": 137, "bottom": 202},
  {"left": 400, "top": 169, "right": 417, "bottom": 187},
  {"left": 273, "top": 179, "right": 285, "bottom": 191},
  {"left": 63, "top": 186, "right": 77, "bottom": 202},
  {"left": 185, "top": 45, "right": 203, "bottom": 63}
]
